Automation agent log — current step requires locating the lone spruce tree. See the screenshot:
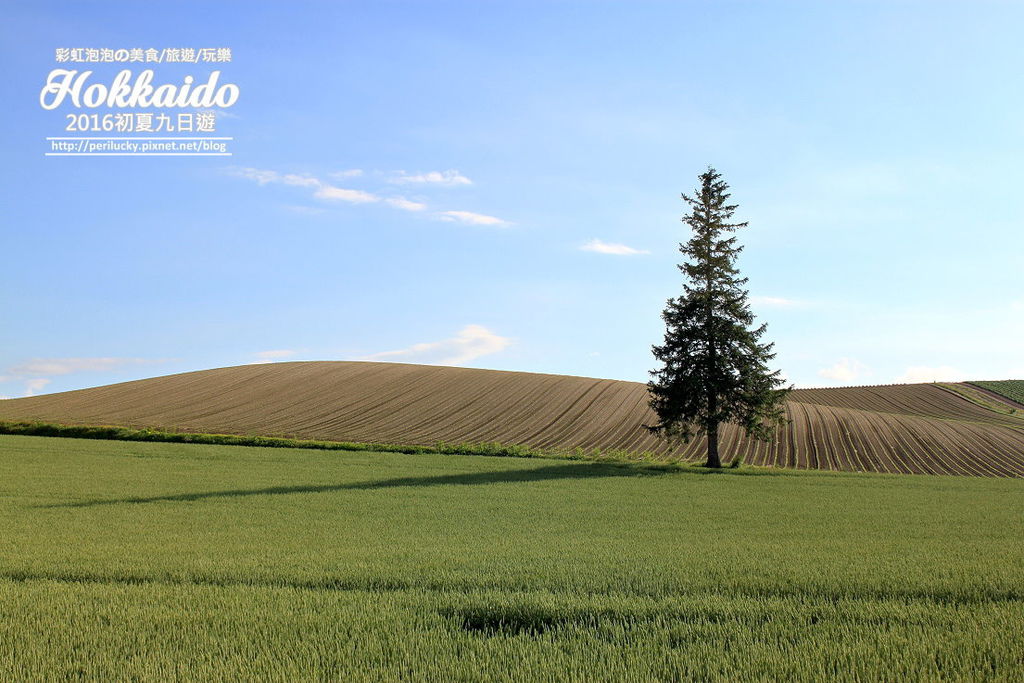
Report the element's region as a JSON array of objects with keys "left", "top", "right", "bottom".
[{"left": 648, "top": 168, "right": 790, "bottom": 468}]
